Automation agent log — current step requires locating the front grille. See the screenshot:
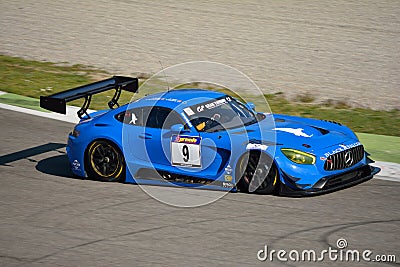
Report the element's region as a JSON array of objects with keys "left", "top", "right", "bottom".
[{"left": 324, "top": 145, "right": 364, "bottom": 171}]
